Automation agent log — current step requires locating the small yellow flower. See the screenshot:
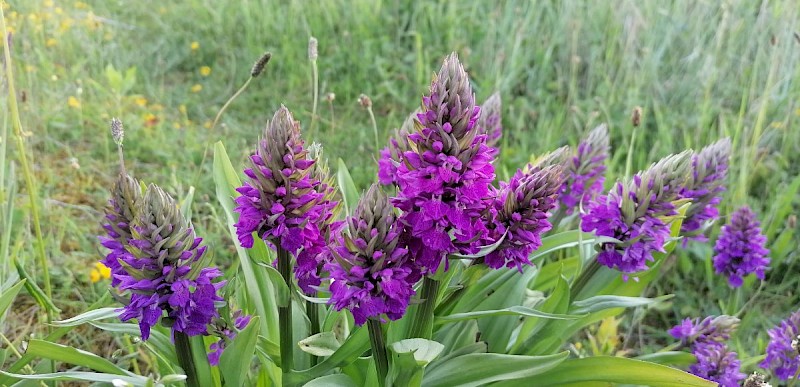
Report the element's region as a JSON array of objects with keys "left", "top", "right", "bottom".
[
  {"left": 134, "top": 96, "right": 148, "bottom": 107},
  {"left": 795, "top": 108, "right": 800, "bottom": 117},
  {"left": 74, "top": 1, "right": 89, "bottom": 10},
  {"left": 190, "top": 84, "right": 202, "bottom": 93},
  {"left": 46, "top": 38, "right": 57, "bottom": 47},
  {"left": 67, "top": 96, "right": 81, "bottom": 108},
  {"left": 150, "top": 103, "right": 164, "bottom": 111},
  {"left": 190, "top": 41, "right": 200, "bottom": 51},
  {"left": 172, "top": 122, "right": 182, "bottom": 129},
  {"left": 54, "top": 7, "right": 63, "bottom": 15},
  {"left": 44, "top": 0, "right": 54, "bottom": 7},
  {"left": 200, "top": 66, "right": 212, "bottom": 76},
  {"left": 143, "top": 112, "right": 158, "bottom": 127},
  {"left": 89, "top": 269, "right": 100, "bottom": 283},
  {"left": 179, "top": 104, "right": 187, "bottom": 115},
  {"left": 203, "top": 120, "right": 213, "bottom": 129},
  {"left": 95, "top": 262, "right": 111, "bottom": 279}
]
